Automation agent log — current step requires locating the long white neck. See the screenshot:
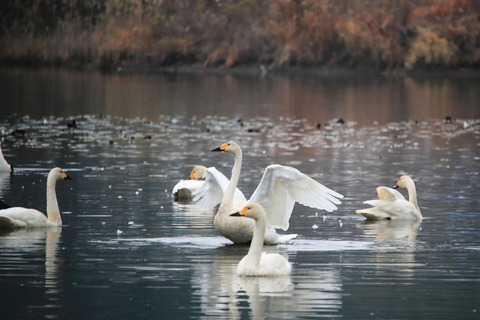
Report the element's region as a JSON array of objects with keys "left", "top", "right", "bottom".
[
  {"left": 405, "top": 179, "right": 419, "bottom": 210},
  {"left": 219, "top": 148, "right": 242, "bottom": 213},
  {"left": 46, "top": 176, "right": 62, "bottom": 225},
  {"left": 246, "top": 214, "right": 265, "bottom": 267}
]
